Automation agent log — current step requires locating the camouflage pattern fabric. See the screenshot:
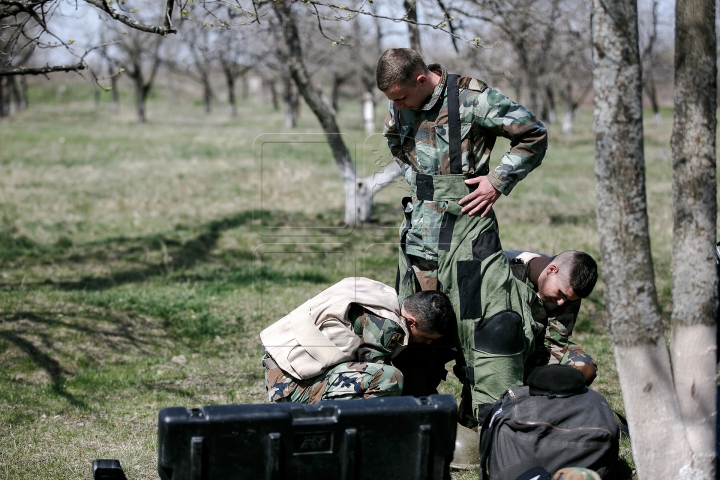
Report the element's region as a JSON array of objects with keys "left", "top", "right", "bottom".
[
  {"left": 507, "top": 251, "right": 598, "bottom": 385},
  {"left": 263, "top": 305, "right": 406, "bottom": 403},
  {"left": 265, "top": 361, "right": 403, "bottom": 403},
  {"left": 553, "top": 467, "right": 601, "bottom": 480},
  {"left": 383, "top": 64, "right": 548, "bottom": 262},
  {"left": 395, "top": 174, "right": 542, "bottom": 422}
]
